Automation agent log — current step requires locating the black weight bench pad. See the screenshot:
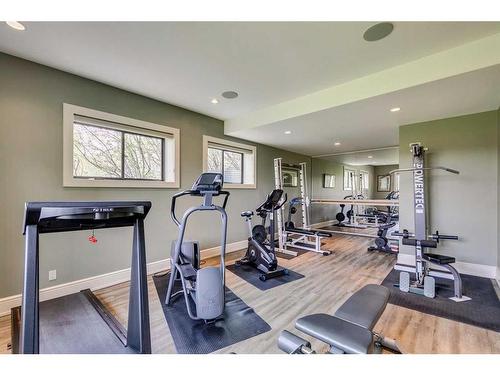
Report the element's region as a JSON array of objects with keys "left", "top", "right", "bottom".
[
  {"left": 295, "top": 314, "right": 373, "bottom": 354},
  {"left": 423, "top": 253, "right": 455, "bottom": 265},
  {"left": 286, "top": 227, "right": 314, "bottom": 235},
  {"left": 334, "top": 284, "right": 390, "bottom": 331},
  {"left": 315, "top": 231, "right": 332, "bottom": 238}
]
